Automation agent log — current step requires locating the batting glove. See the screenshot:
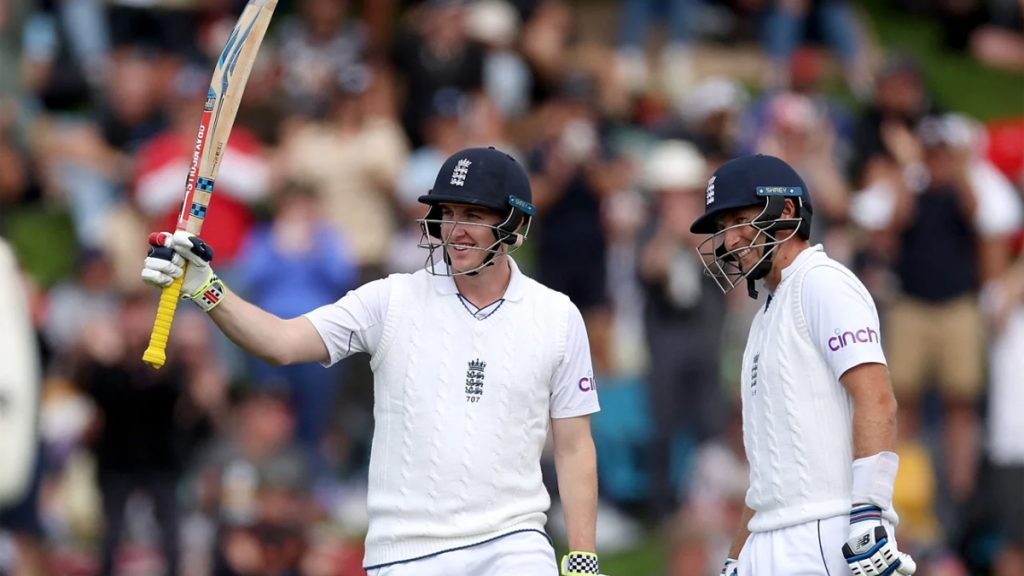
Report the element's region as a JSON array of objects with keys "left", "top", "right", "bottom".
[
  {"left": 720, "top": 557, "right": 738, "bottom": 575},
  {"left": 561, "top": 551, "right": 605, "bottom": 576},
  {"left": 843, "top": 504, "right": 917, "bottom": 575},
  {"left": 141, "top": 230, "right": 226, "bottom": 312}
]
